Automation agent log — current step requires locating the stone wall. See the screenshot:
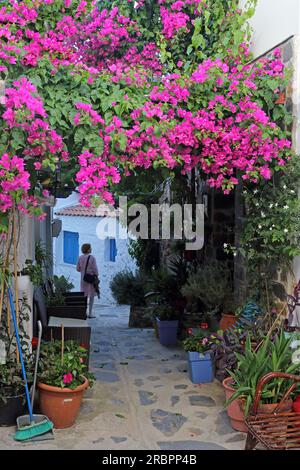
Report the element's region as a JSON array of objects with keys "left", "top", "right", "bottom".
[{"left": 234, "top": 36, "right": 297, "bottom": 309}]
